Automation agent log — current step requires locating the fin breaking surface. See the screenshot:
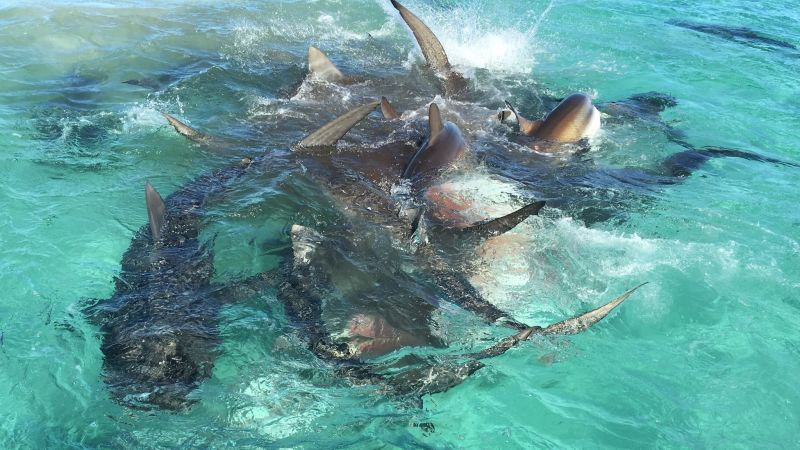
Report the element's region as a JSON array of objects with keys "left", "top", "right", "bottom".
[
  {"left": 298, "top": 101, "right": 380, "bottom": 148},
  {"left": 145, "top": 181, "right": 166, "bottom": 241},
  {"left": 308, "top": 46, "right": 345, "bottom": 82}
]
